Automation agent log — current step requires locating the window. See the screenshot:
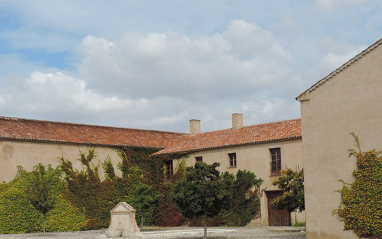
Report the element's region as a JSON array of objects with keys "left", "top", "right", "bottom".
[
  {"left": 195, "top": 156, "right": 203, "bottom": 162},
  {"left": 270, "top": 148, "right": 281, "bottom": 175},
  {"left": 166, "top": 160, "right": 173, "bottom": 180},
  {"left": 228, "top": 153, "right": 237, "bottom": 167}
]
